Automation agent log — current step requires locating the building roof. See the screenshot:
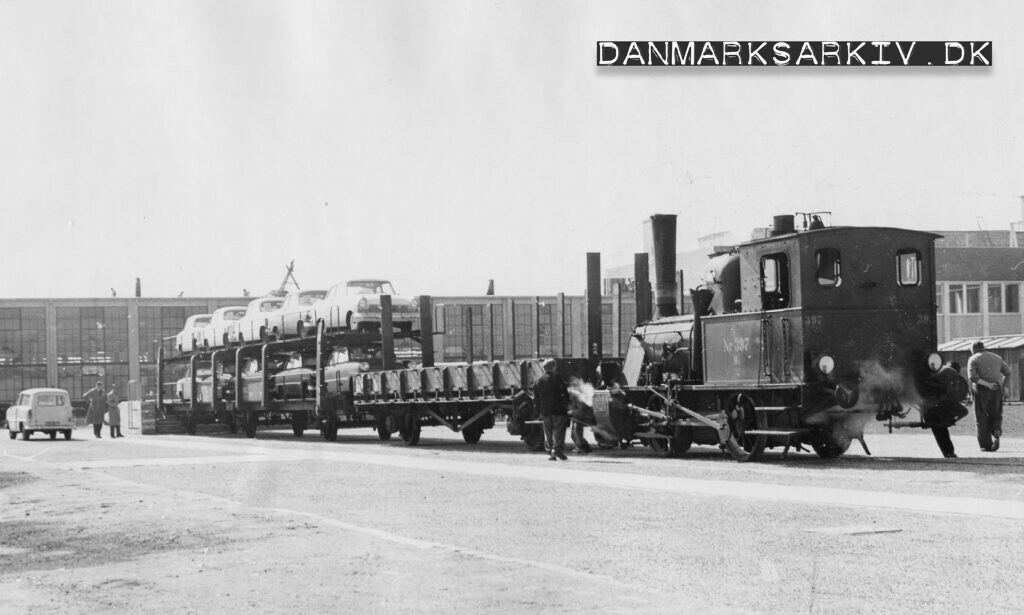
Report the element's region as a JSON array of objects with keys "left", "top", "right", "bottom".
[
  {"left": 939, "top": 335, "right": 1024, "bottom": 352},
  {"left": 934, "top": 247, "right": 1024, "bottom": 282}
]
